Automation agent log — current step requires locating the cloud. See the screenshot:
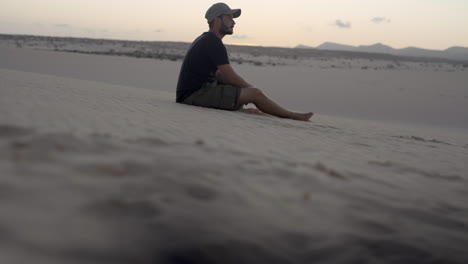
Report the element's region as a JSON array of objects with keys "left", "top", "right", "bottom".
[
  {"left": 231, "top": 35, "right": 249, "bottom": 39},
  {"left": 155, "top": 29, "right": 163, "bottom": 33},
  {"left": 55, "top": 24, "right": 71, "bottom": 28},
  {"left": 333, "top": 20, "right": 351, "bottom": 29},
  {"left": 371, "top": 17, "right": 391, "bottom": 24}
]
